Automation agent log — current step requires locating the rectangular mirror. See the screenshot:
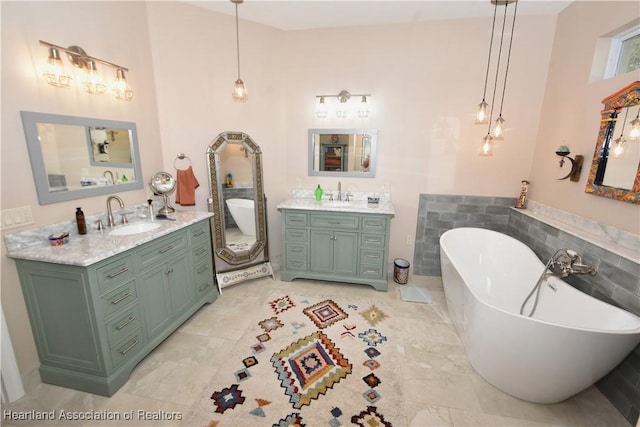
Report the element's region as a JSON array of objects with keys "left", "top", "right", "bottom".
[
  {"left": 21, "top": 111, "right": 144, "bottom": 205},
  {"left": 308, "top": 128, "right": 377, "bottom": 178}
]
